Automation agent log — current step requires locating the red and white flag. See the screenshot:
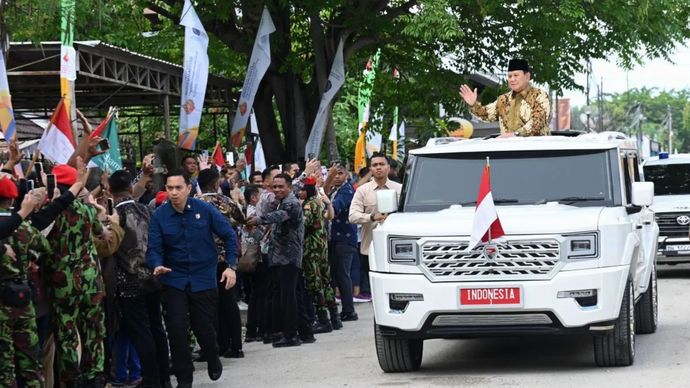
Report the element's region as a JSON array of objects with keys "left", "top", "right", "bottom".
[
  {"left": 467, "top": 163, "right": 505, "bottom": 251},
  {"left": 211, "top": 142, "right": 225, "bottom": 169},
  {"left": 38, "top": 99, "right": 76, "bottom": 164}
]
